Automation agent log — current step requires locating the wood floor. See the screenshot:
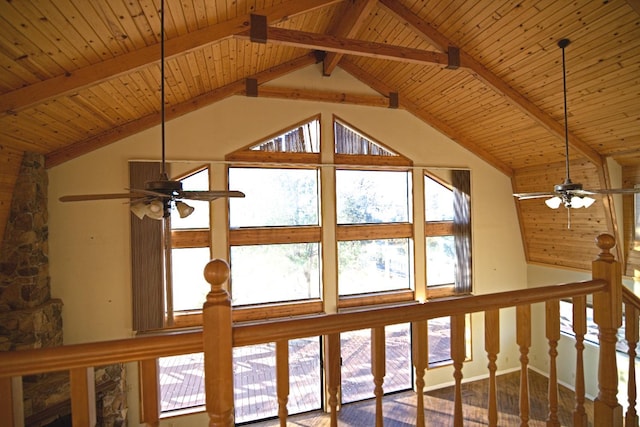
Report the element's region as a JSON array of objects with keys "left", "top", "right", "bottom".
[{"left": 247, "top": 369, "right": 595, "bottom": 426}]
